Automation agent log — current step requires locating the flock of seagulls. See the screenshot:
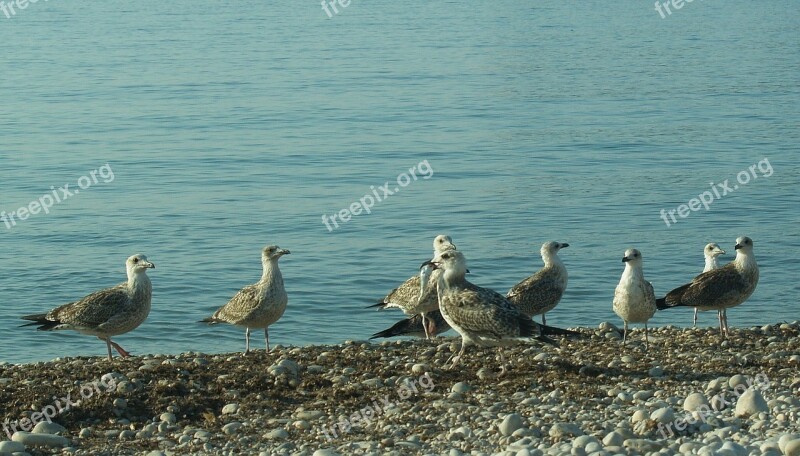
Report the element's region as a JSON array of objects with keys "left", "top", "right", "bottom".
[{"left": 18, "top": 236, "right": 759, "bottom": 363}]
